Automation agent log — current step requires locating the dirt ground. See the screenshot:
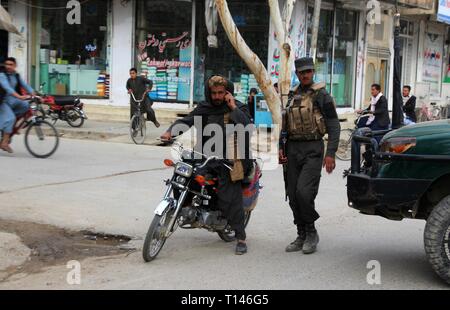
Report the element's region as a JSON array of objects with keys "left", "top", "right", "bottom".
[{"left": 0, "top": 219, "right": 133, "bottom": 282}]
